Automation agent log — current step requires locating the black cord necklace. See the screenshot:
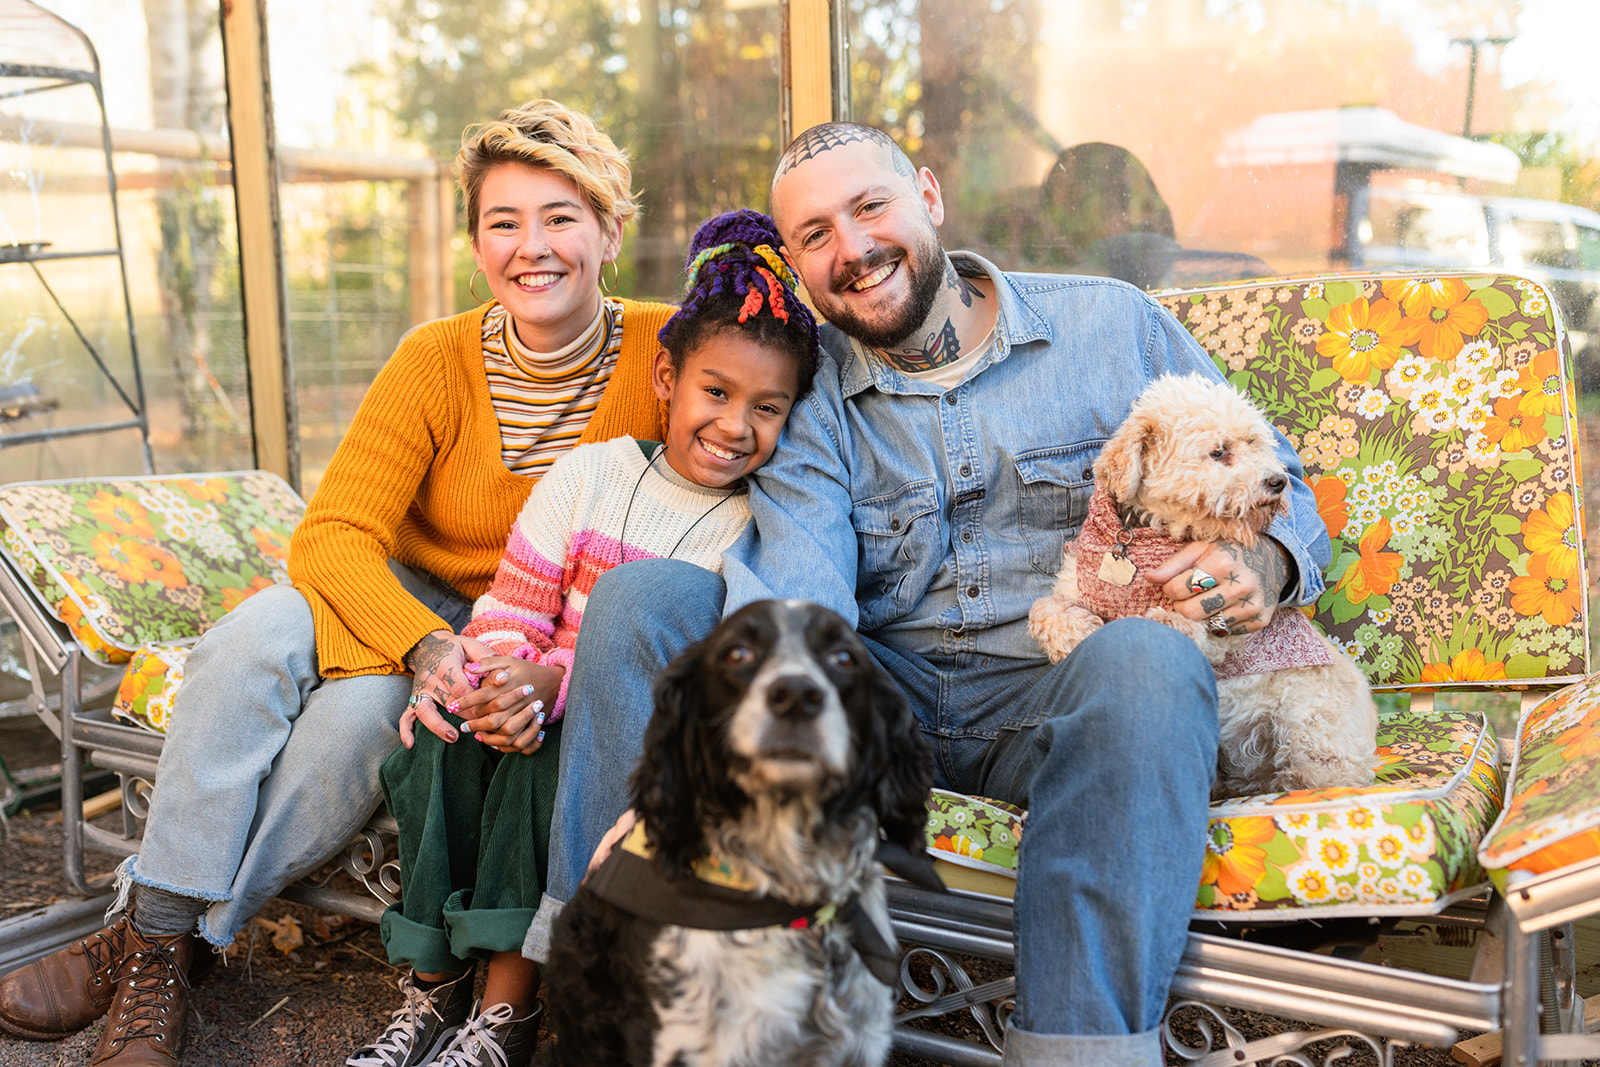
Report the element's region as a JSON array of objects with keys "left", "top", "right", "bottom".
[{"left": 618, "top": 444, "right": 742, "bottom": 565}]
